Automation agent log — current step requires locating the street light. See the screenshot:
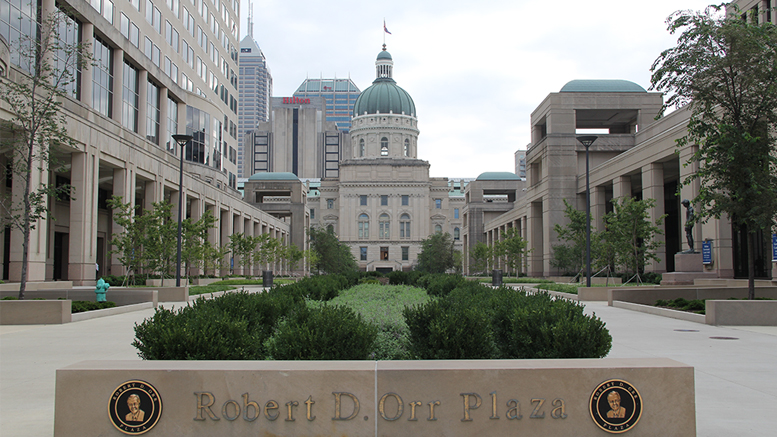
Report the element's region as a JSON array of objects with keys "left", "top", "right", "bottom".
[
  {"left": 577, "top": 135, "right": 598, "bottom": 288},
  {"left": 172, "top": 134, "right": 193, "bottom": 287}
]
